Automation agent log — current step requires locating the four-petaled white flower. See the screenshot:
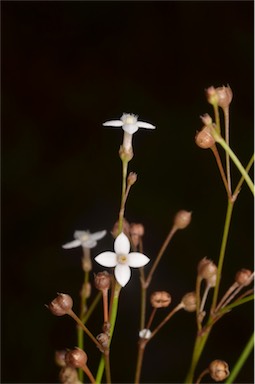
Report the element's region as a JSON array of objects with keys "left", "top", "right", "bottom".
[
  {"left": 62, "top": 230, "right": 107, "bottom": 249},
  {"left": 95, "top": 232, "right": 150, "bottom": 287},
  {"left": 103, "top": 113, "right": 156, "bottom": 135}
]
